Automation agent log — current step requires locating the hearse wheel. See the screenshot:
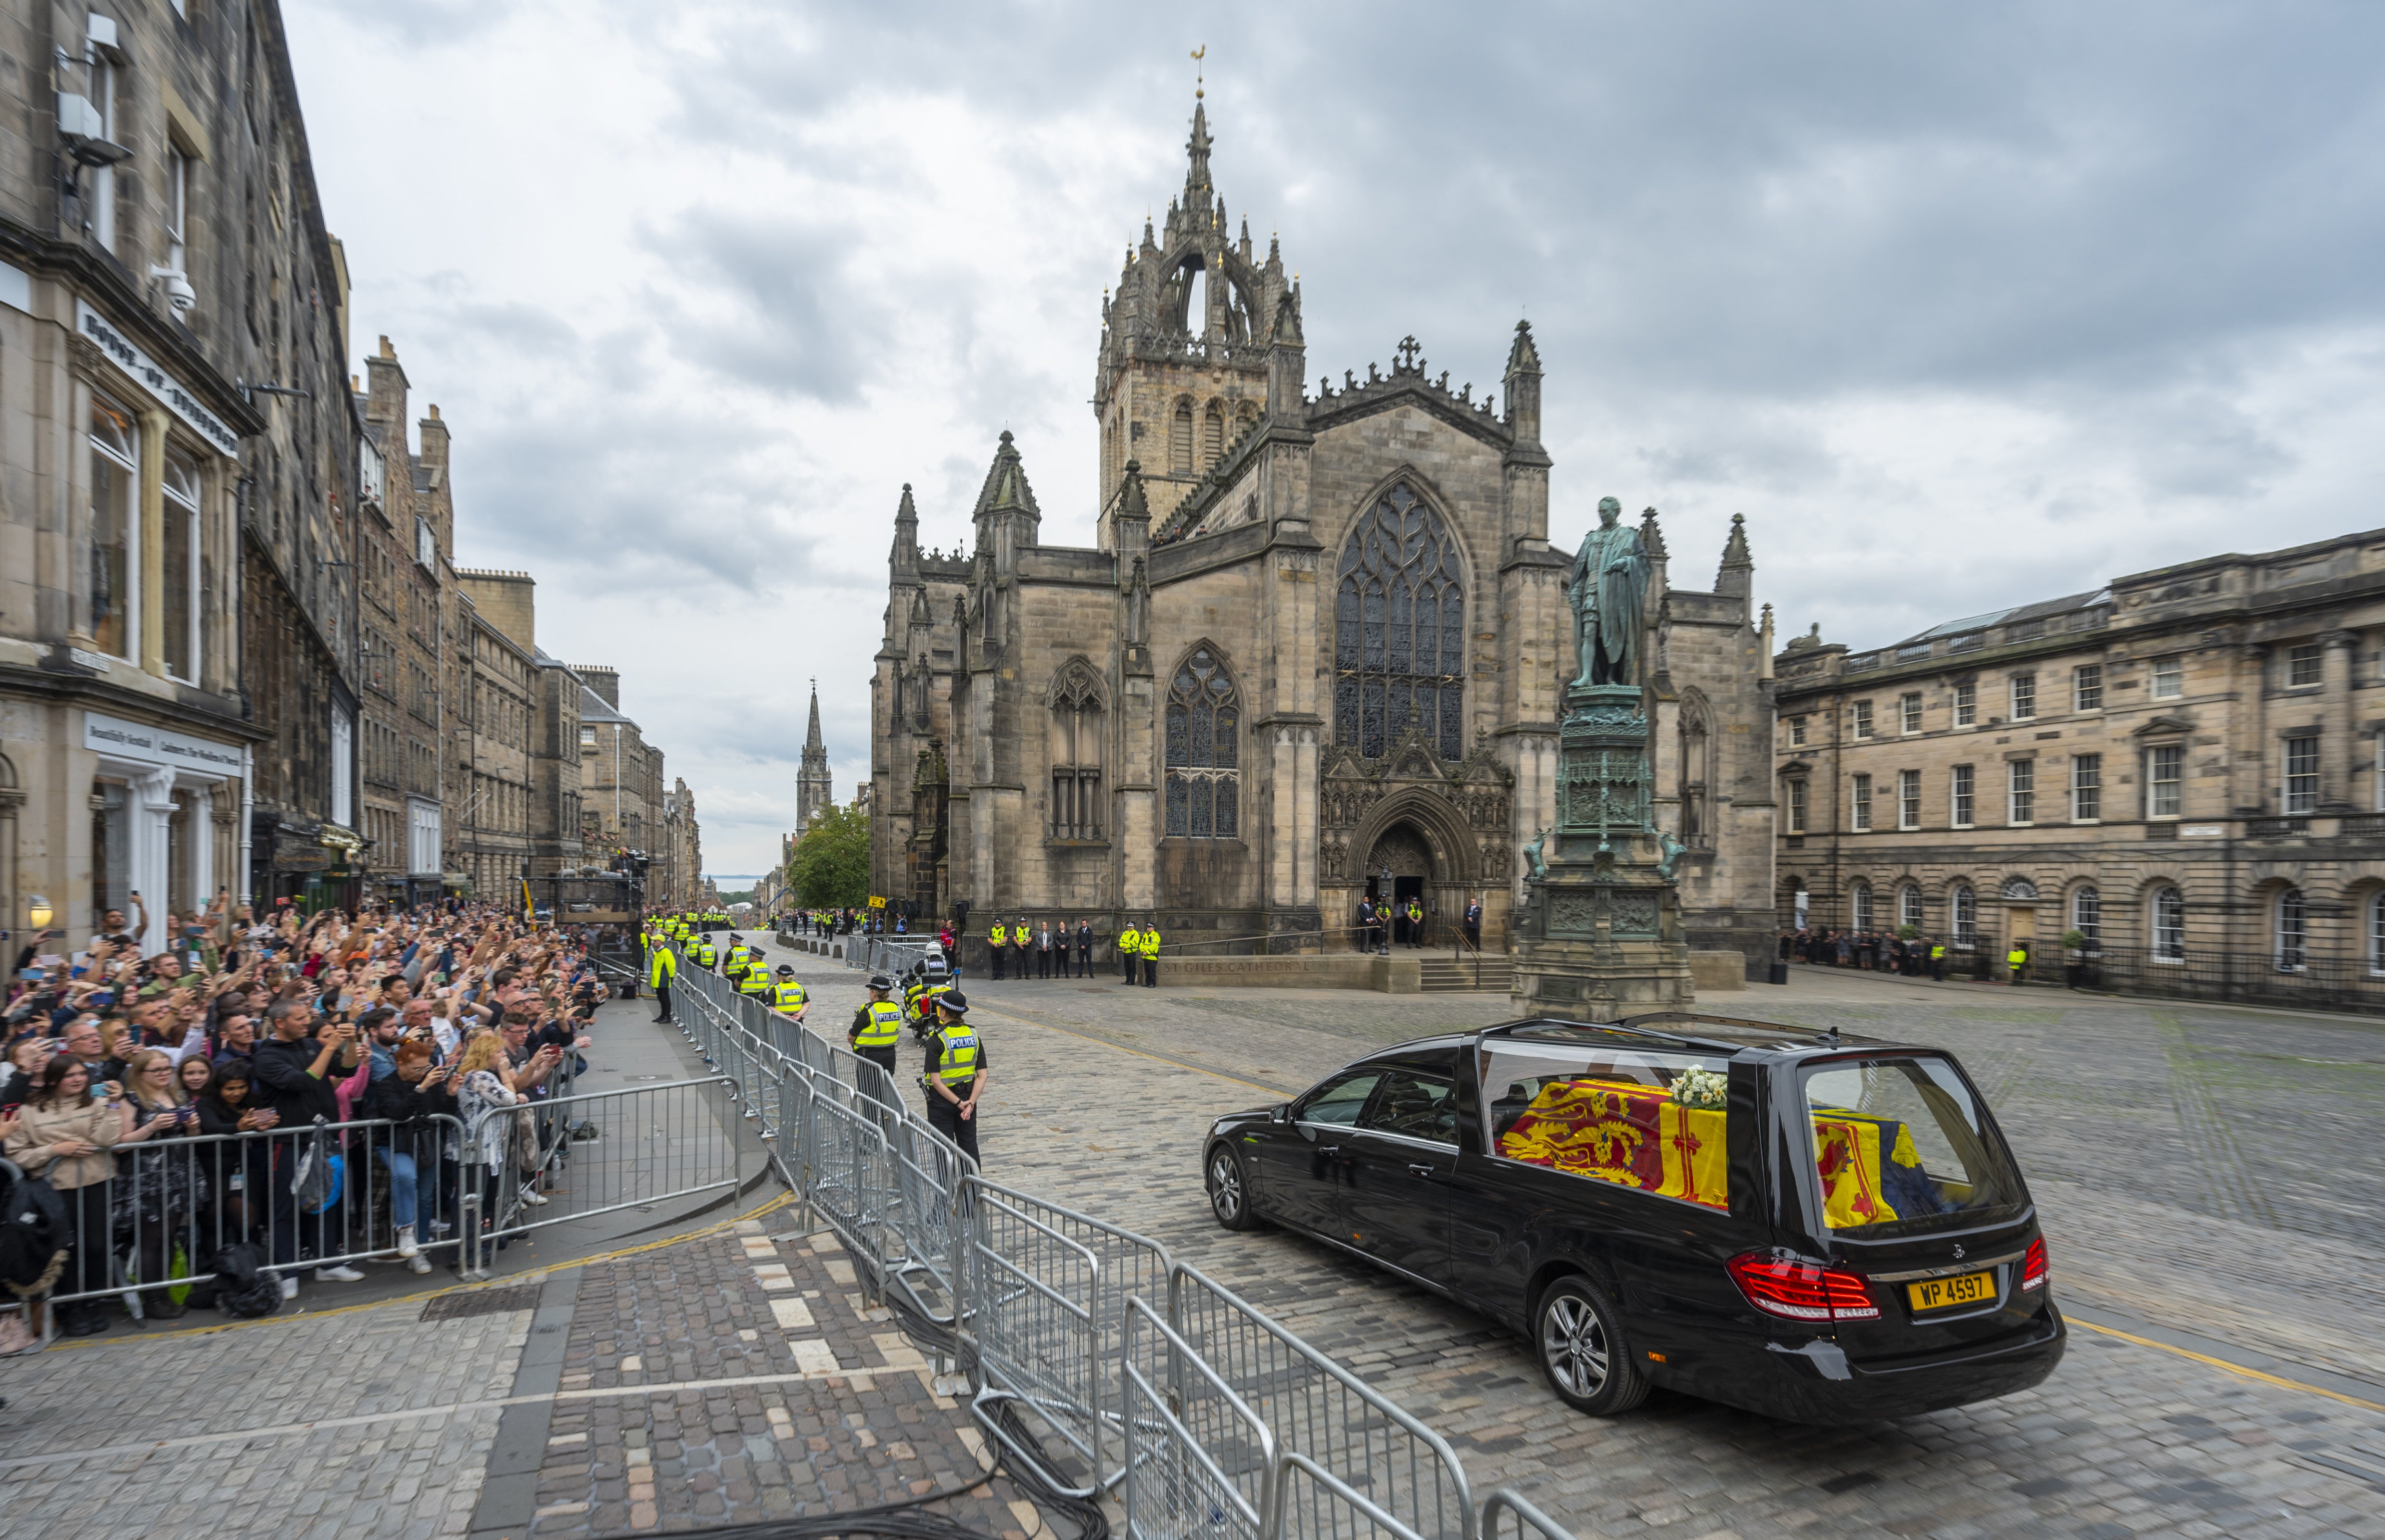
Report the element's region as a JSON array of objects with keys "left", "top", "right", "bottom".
[
  {"left": 1535, "top": 1274, "right": 1649, "bottom": 1415},
  {"left": 1206, "top": 1144, "right": 1259, "bottom": 1231}
]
